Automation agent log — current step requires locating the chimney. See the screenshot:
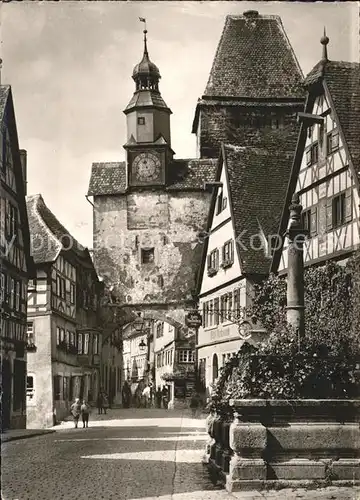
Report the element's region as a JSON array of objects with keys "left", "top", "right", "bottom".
[{"left": 19, "top": 149, "right": 27, "bottom": 196}]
